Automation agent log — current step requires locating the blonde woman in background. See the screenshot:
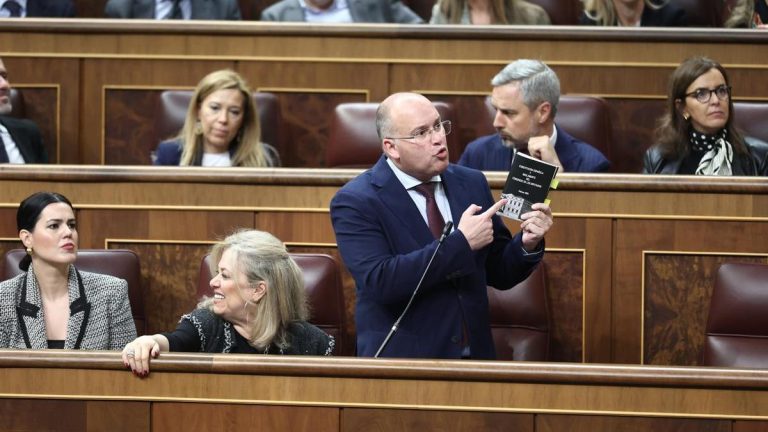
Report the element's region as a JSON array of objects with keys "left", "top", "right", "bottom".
[
  {"left": 154, "top": 69, "right": 280, "bottom": 167},
  {"left": 429, "top": 0, "right": 550, "bottom": 25},
  {"left": 579, "top": 0, "right": 686, "bottom": 26},
  {"left": 122, "top": 230, "right": 334, "bottom": 376},
  {"left": 725, "top": 0, "right": 767, "bottom": 28}
]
